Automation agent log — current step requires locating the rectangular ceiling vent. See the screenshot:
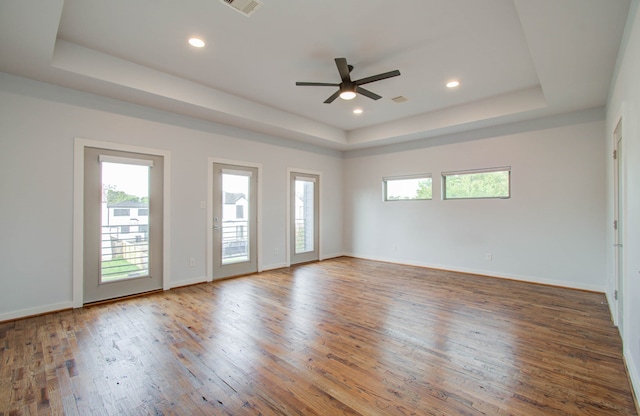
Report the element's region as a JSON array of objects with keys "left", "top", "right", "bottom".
[{"left": 220, "top": 0, "right": 263, "bottom": 17}]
